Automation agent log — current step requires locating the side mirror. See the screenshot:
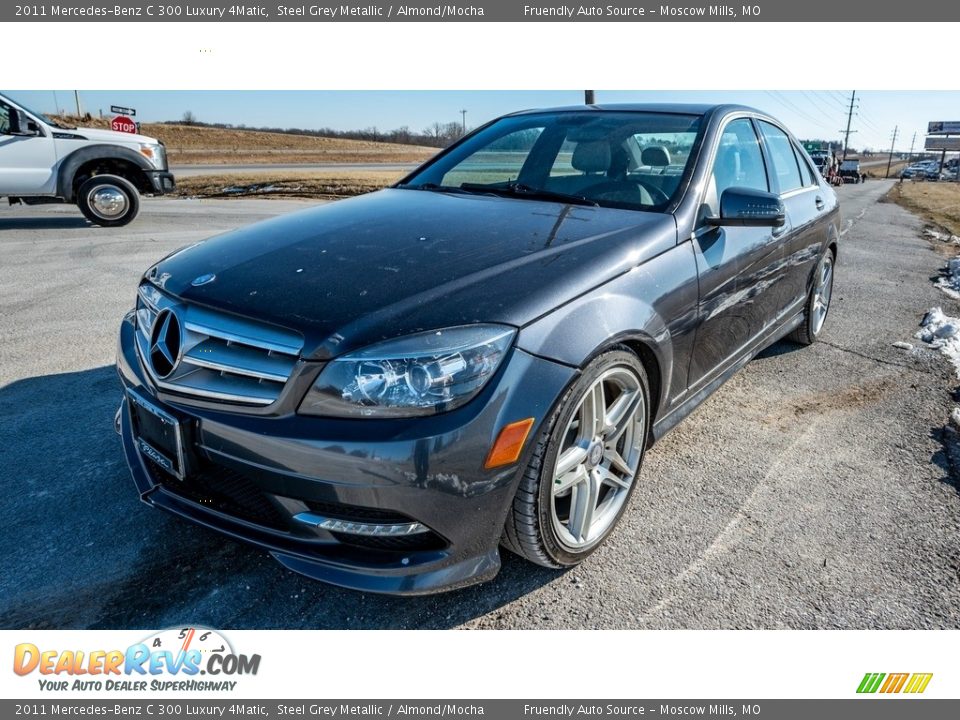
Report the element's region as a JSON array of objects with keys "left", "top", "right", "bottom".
[
  {"left": 8, "top": 109, "right": 40, "bottom": 136},
  {"left": 707, "top": 187, "right": 785, "bottom": 228}
]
